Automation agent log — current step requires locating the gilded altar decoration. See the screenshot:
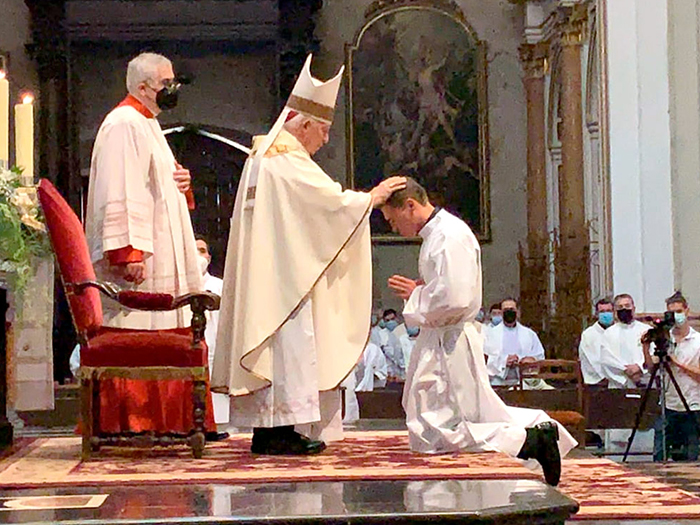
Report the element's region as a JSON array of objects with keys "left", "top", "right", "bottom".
[{"left": 0, "top": 165, "right": 50, "bottom": 294}]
